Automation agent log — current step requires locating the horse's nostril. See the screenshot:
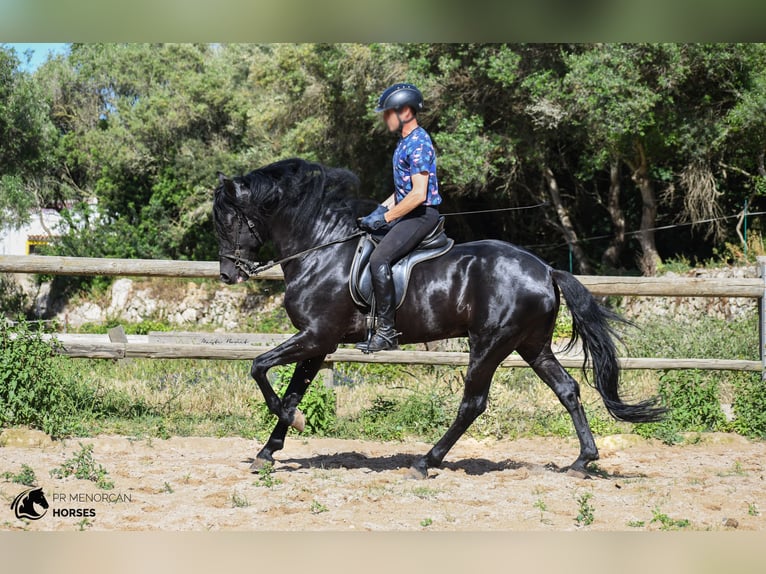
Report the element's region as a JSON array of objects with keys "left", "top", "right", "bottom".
[{"left": 220, "top": 273, "right": 231, "bottom": 284}]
